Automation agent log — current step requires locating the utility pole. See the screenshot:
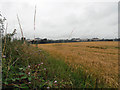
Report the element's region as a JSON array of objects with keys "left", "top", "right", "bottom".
[{"left": 34, "top": 5, "right": 36, "bottom": 40}]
